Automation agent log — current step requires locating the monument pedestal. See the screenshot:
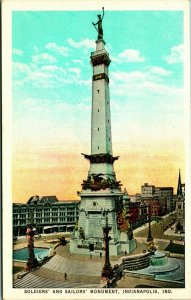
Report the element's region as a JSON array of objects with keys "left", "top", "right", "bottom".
[
  {"left": 120, "top": 231, "right": 137, "bottom": 253},
  {"left": 70, "top": 189, "right": 136, "bottom": 256},
  {"left": 70, "top": 189, "right": 124, "bottom": 256}
]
